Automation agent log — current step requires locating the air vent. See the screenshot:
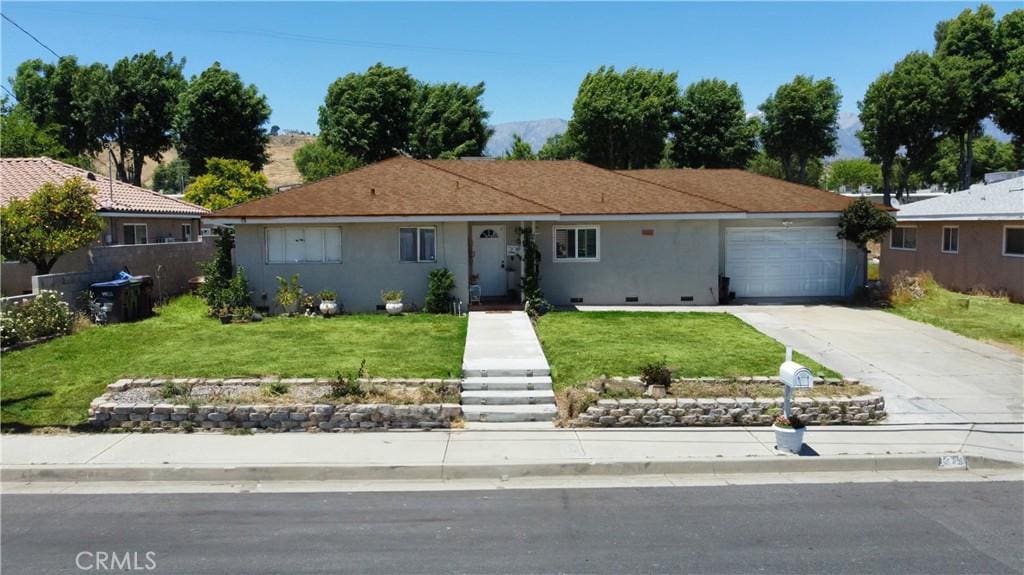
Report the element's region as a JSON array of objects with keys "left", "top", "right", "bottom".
[
  {"left": 680, "top": 296, "right": 694, "bottom": 302},
  {"left": 625, "top": 296, "right": 639, "bottom": 303},
  {"left": 376, "top": 304, "right": 386, "bottom": 311},
  {"left": 570, "top": 297, "right": 583, "bottom": 304}
]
